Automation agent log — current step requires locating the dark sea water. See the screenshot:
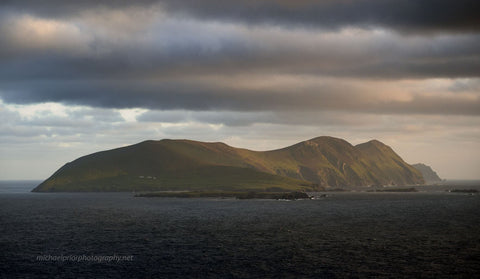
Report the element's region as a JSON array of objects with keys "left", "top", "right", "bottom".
[{"left": 1, "top": 181, "right": 479, "bottom": 278}]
